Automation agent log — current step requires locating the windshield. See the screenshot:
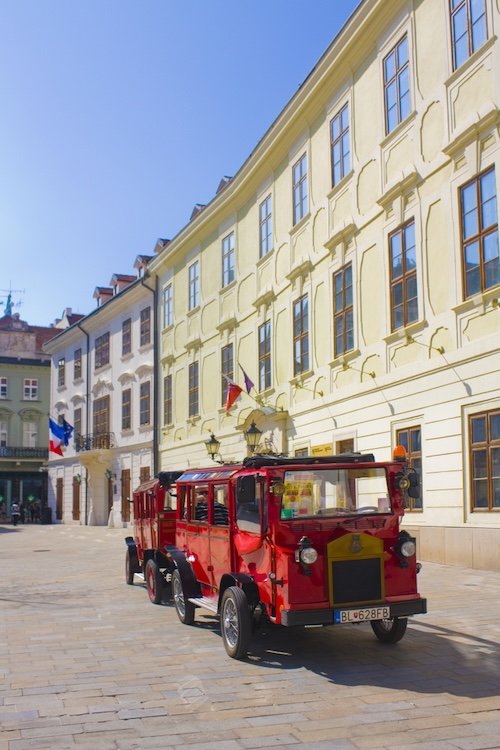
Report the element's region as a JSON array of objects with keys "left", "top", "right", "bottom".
[{"left": 280, "top": 467, "right": 391, "bottom": 519}]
